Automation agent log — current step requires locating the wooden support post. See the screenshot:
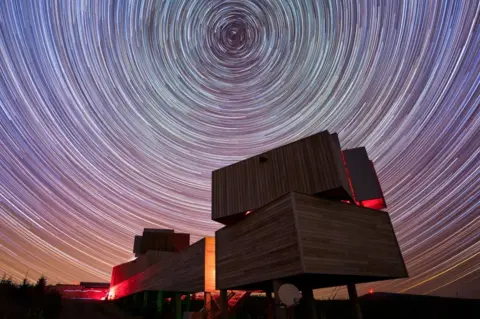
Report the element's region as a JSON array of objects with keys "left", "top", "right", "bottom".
[
  {"left": 204, "top": 291, "right": 212, "bottom": 319},
  {"left": 157, "top": 291, "right": 163, "bottom": 314},
  {"left": 175, "top": 292, "right": 182, "bottom": 319},
  {"left": 273, "top": 280, "right": 287, "bottom": 319},
  {"left": 347, "top": 284, "right": 363, "bottom": 319},
  {"left": 220, "top": 289, "right": 228, "bottom": 319},
  {"left": 302, "top": 289, "right": 317, "bottom": 319}
]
